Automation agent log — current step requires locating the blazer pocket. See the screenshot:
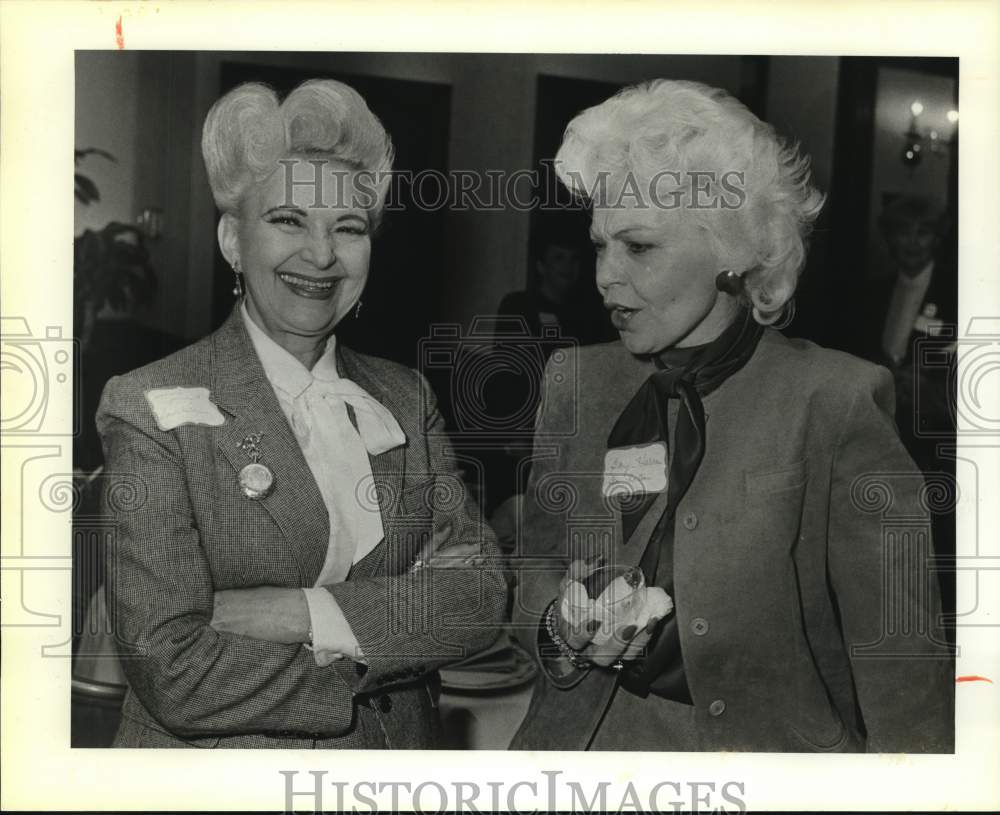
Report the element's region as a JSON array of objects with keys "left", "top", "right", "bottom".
[
  {"left": 745, "top": 459, "right": 808, "bottom": 496},
  {"left": 740, "top": 460, "right": 808, "bottom": 553}
]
